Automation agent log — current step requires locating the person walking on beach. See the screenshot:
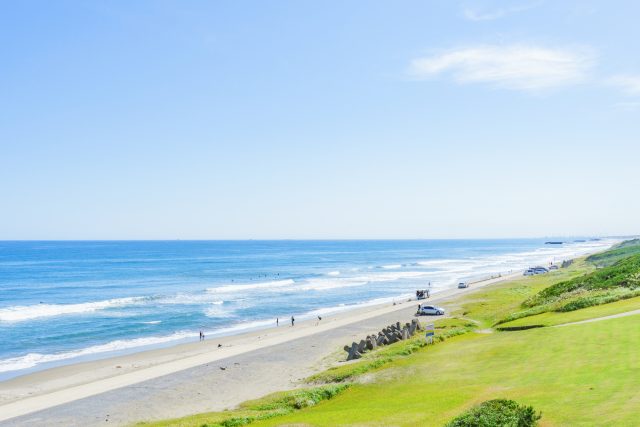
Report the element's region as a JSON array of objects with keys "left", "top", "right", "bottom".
[
  {"left": 199, "top": 331, "right": 203, "bottom": 341},
  {"left": 291, "top": 316, "right": 295, "bottom": 327},
  {"left": 276, "top": 317, "right": 279, "bottom": 327}
]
